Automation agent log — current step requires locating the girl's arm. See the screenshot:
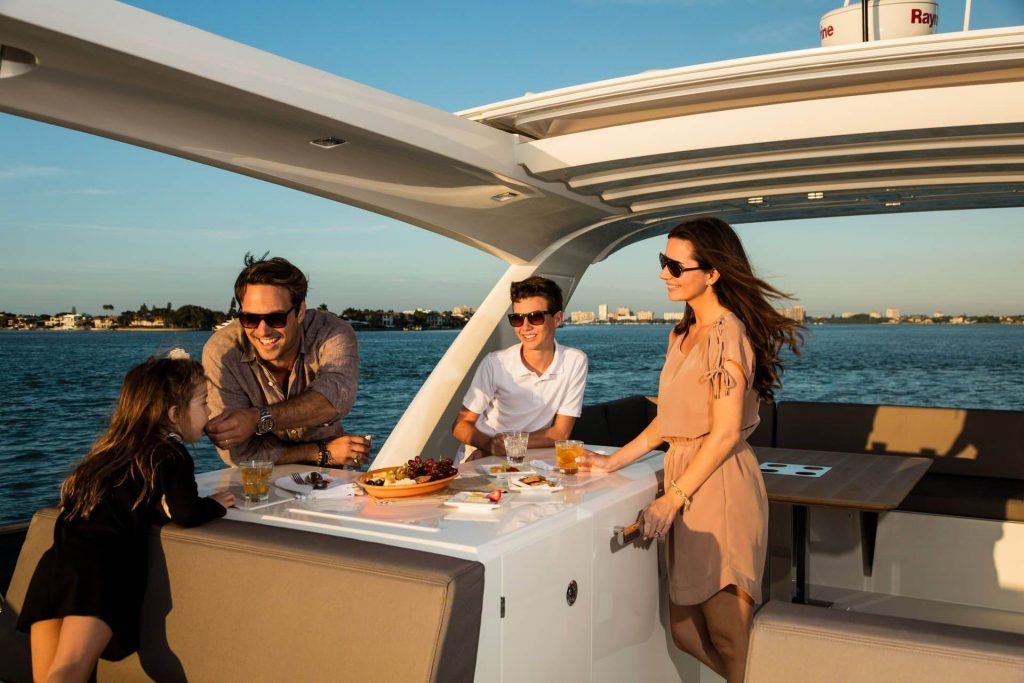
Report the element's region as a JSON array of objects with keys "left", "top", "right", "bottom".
[
  {"left": 159, "top": 448, "right": 231, "bottom": 527},
  {"left": 578, "top": 415, "right": 663, "bottom": 472}
]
